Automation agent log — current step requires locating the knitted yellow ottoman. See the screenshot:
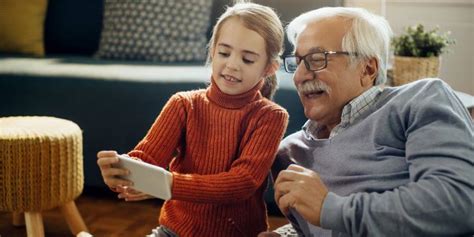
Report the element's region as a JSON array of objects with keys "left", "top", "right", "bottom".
[{"left": 0, "top": 116, "right": 88, "bottom": 237}]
